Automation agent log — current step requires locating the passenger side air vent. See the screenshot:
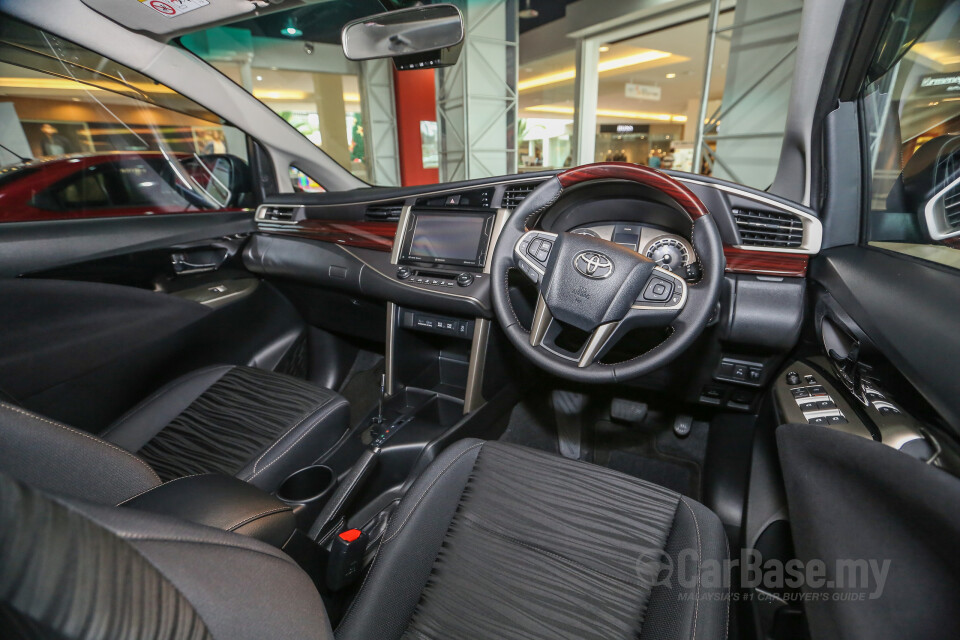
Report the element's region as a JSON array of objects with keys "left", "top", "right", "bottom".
[
  {"left": 256, "top": 205, "right": 299, "bottom": 224},
  {"left": 734, "top": 207, "right": 804, "bottom": 249},
  {"left": 365, "top": 203, "right": 404, "bottom": 221},
  {"left": 944, "top": 188, "right": 960, "bottom": 230},
  {"left": 502, "top": 181, "right": 545, "bottom": 210}
]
